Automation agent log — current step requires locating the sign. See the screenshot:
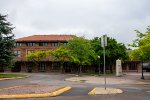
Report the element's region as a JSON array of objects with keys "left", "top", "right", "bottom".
[{"left": 101, "top": 35, "right": 107, "bottom": 47}]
